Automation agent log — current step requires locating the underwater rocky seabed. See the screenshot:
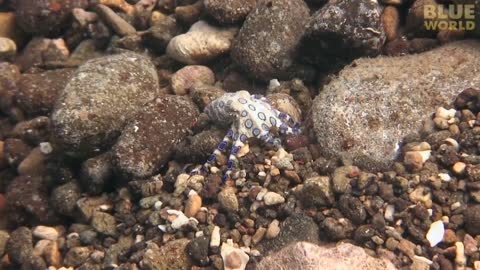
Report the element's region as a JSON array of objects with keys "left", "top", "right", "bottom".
[{"left": 0, "top": 0, "right": 480, "bottom": 269}]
